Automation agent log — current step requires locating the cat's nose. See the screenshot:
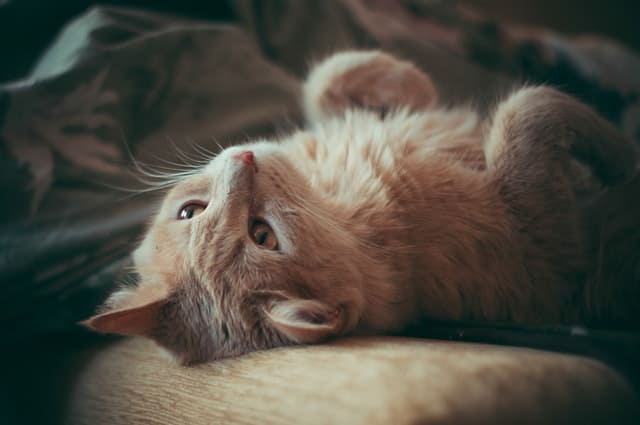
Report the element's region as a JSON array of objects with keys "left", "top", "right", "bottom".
[{"left": 234, "top": 150, "right": 255, "bottom": 166}]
